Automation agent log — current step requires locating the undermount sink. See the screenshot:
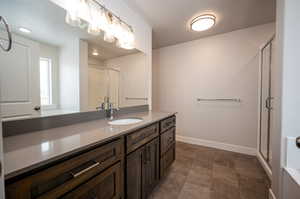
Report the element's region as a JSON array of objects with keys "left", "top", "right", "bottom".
[{"left": 108, "top": 118, "right": 143, "bottom": 125}]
